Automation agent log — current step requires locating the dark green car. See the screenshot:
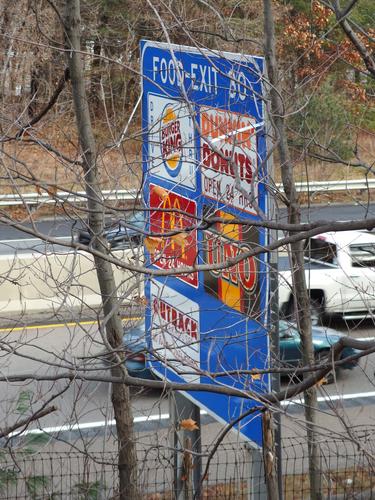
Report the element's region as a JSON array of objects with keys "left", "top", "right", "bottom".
[{"left": 279, "top": 321, "right": 359, "bottom": 382}]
